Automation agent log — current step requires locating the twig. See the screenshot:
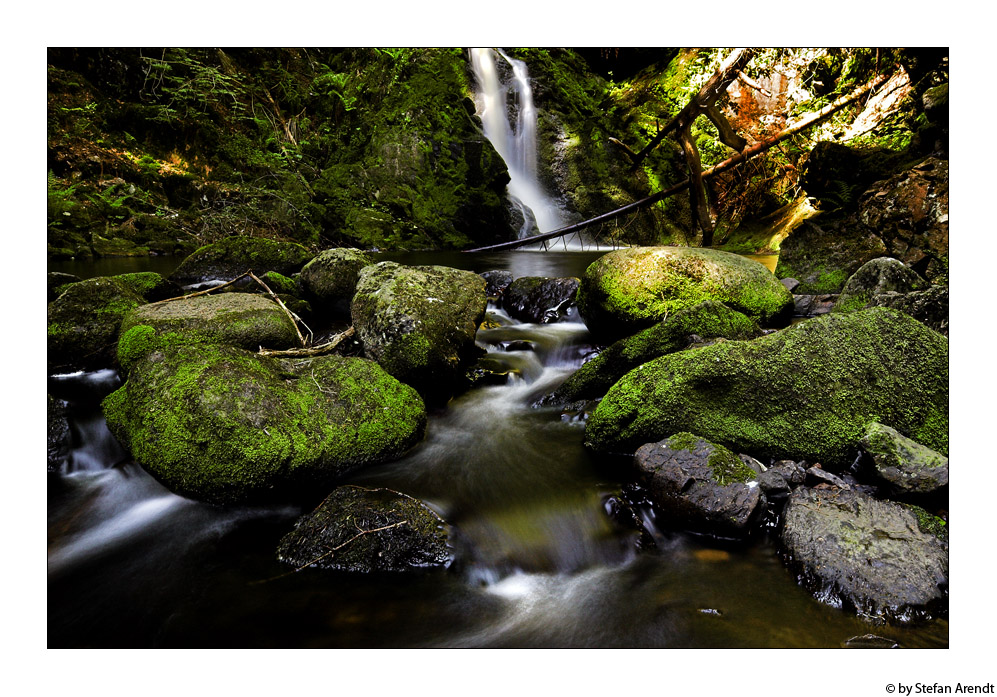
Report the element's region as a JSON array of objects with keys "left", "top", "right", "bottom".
[
  {"left": 258, "top": 327, "right": 355, "bottom": 358},
  {"left": 146, "top": 272, "right": 253, "bottom": 306},
  {"left": 247, "top": 271, "right": 307, "bottom": 348}
]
